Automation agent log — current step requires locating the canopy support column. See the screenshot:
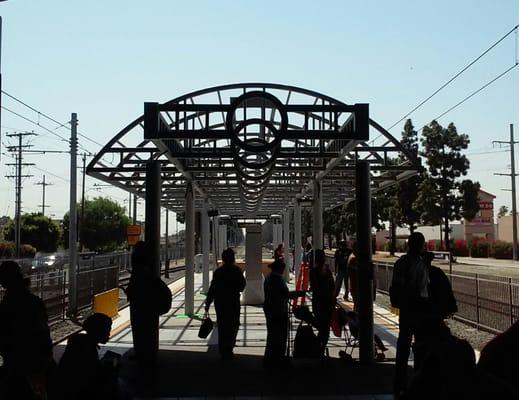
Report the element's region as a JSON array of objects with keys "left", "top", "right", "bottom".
[
  {"left": 145, "top": 160, "right": 161, "bottom": 276},
  {"left": 185, "top": 181, "right": 195, "bottom": 316},
  {"left": 202, "top": 200, "right": 210, "bottom": 293},
  {"left": 294, "top": 201, "right": 302, "bottom": 278},
  {"left": 283, "top": 208, "right": 291, "bottom": 281},
  {"left": 356, "top": 160, "right": 374, "bottom": 363},
  {"left": 313, "top": 179, "right": 323, "bottom": 250},
  {"left": 218, "top": 219, "right": 227, "bottom": 255},
  {"left": 165, "top": 209, "right": 170, "bottom": 278}
]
